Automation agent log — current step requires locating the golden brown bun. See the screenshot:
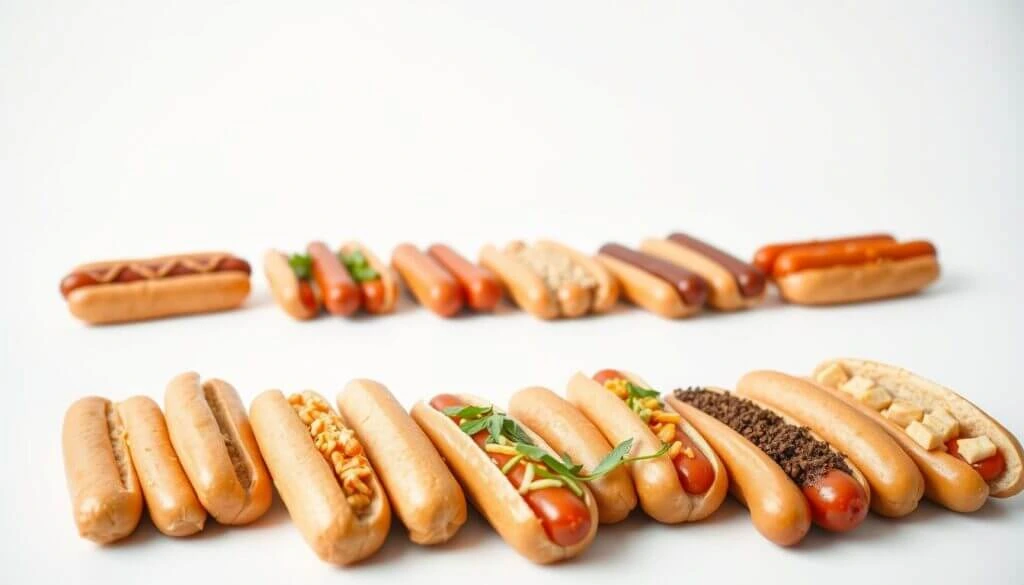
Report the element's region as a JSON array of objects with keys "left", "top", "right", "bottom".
[
  {"left": 814, "top": 359, "right": 1023, "bottom": 499},
  {"left": 640, "top": 238, "right": 763, "bottom": 310},
  {"left": 62, "top": 396, "right": 143, "bottom": 544},
  {"left": 164, "top": 372, "right": 272, "bottom": 525},
  {"left": 776, "top": 256, "right": 939, "bottom": 305},
  {"left": 411, "top": 395, "right": 599, "bottom": 564},
  {"left": 118, "top": 396, "right": 207, "bottom": 536},
  {"left": 595, "top": 254, "right": 699, "bottom": 318},
  {"left": 508, "top": 386, "right": 638, "bottom": 524},
  {"left": 336, "top": 379, "right": 466, "bottom": 545},
  {"left": 737, "top": 370, "right": 924, "bottom": 517},
  {"left": 251, "top": 390, "right": 390, "bottom": 564}
]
